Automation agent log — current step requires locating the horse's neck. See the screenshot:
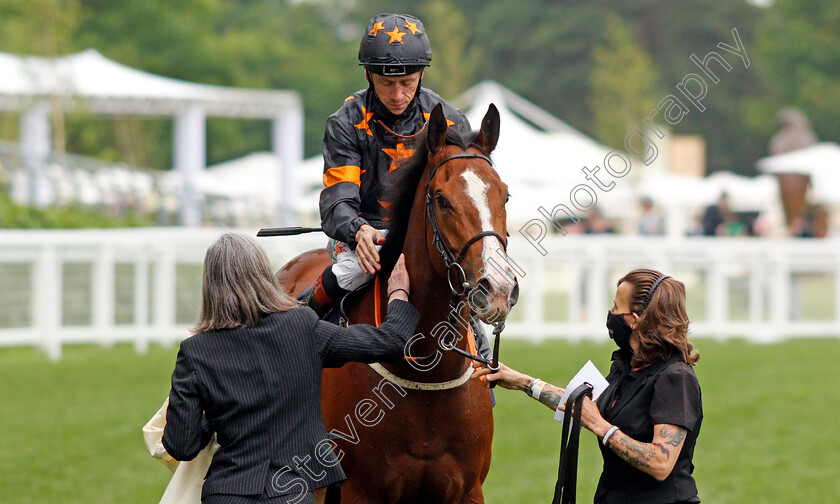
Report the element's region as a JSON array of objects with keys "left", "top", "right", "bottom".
[{"left": 390, "top": 176, "right": 474, "bottom": 375}]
